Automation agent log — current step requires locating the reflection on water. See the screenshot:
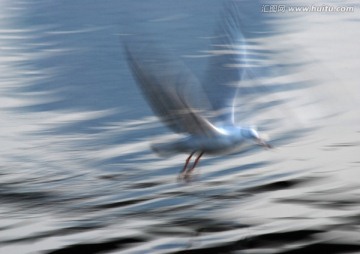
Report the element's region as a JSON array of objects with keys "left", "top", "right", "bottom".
[{"left": 0, "top": 0, "right": 360, "bottom": 253}]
